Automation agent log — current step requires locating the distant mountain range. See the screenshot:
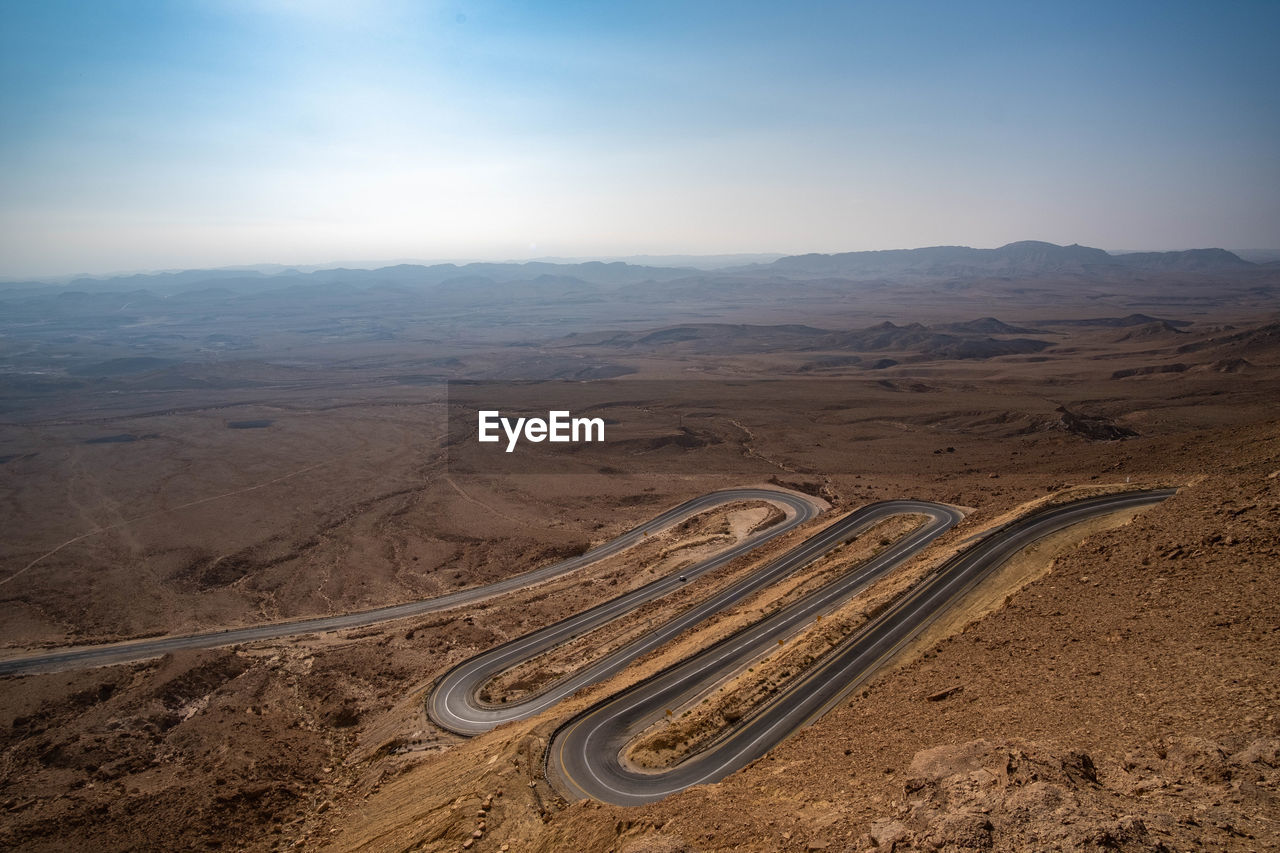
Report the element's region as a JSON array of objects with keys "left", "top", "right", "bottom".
[
  {"left": 559, "top": 320, "right": 1053, "bottom": 360},
  {"left": 760, "top": 241, "right": 1255, "bottom": 278},
  {"left": 0, "top": 242, "right": 1262, "bottom": 297}
]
